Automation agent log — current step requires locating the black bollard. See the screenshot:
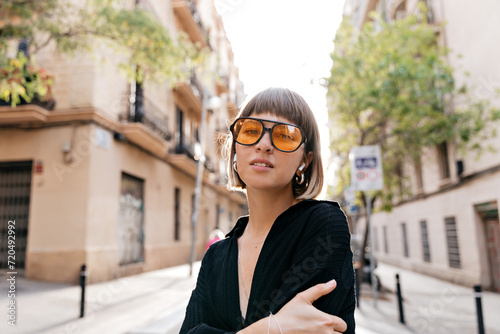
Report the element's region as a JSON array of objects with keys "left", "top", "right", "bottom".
[
  {"left": 80, "top": 264, "right": 87, "bottom": 318},
  {"left": 355, "top": 268, "right": 361, "bottom": 308},
  {"left": 474, "top": 285, "right": 485, "bottom": 334},
  {"left": 396, "top": 274, "right": 405, "bottom": 324}
]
